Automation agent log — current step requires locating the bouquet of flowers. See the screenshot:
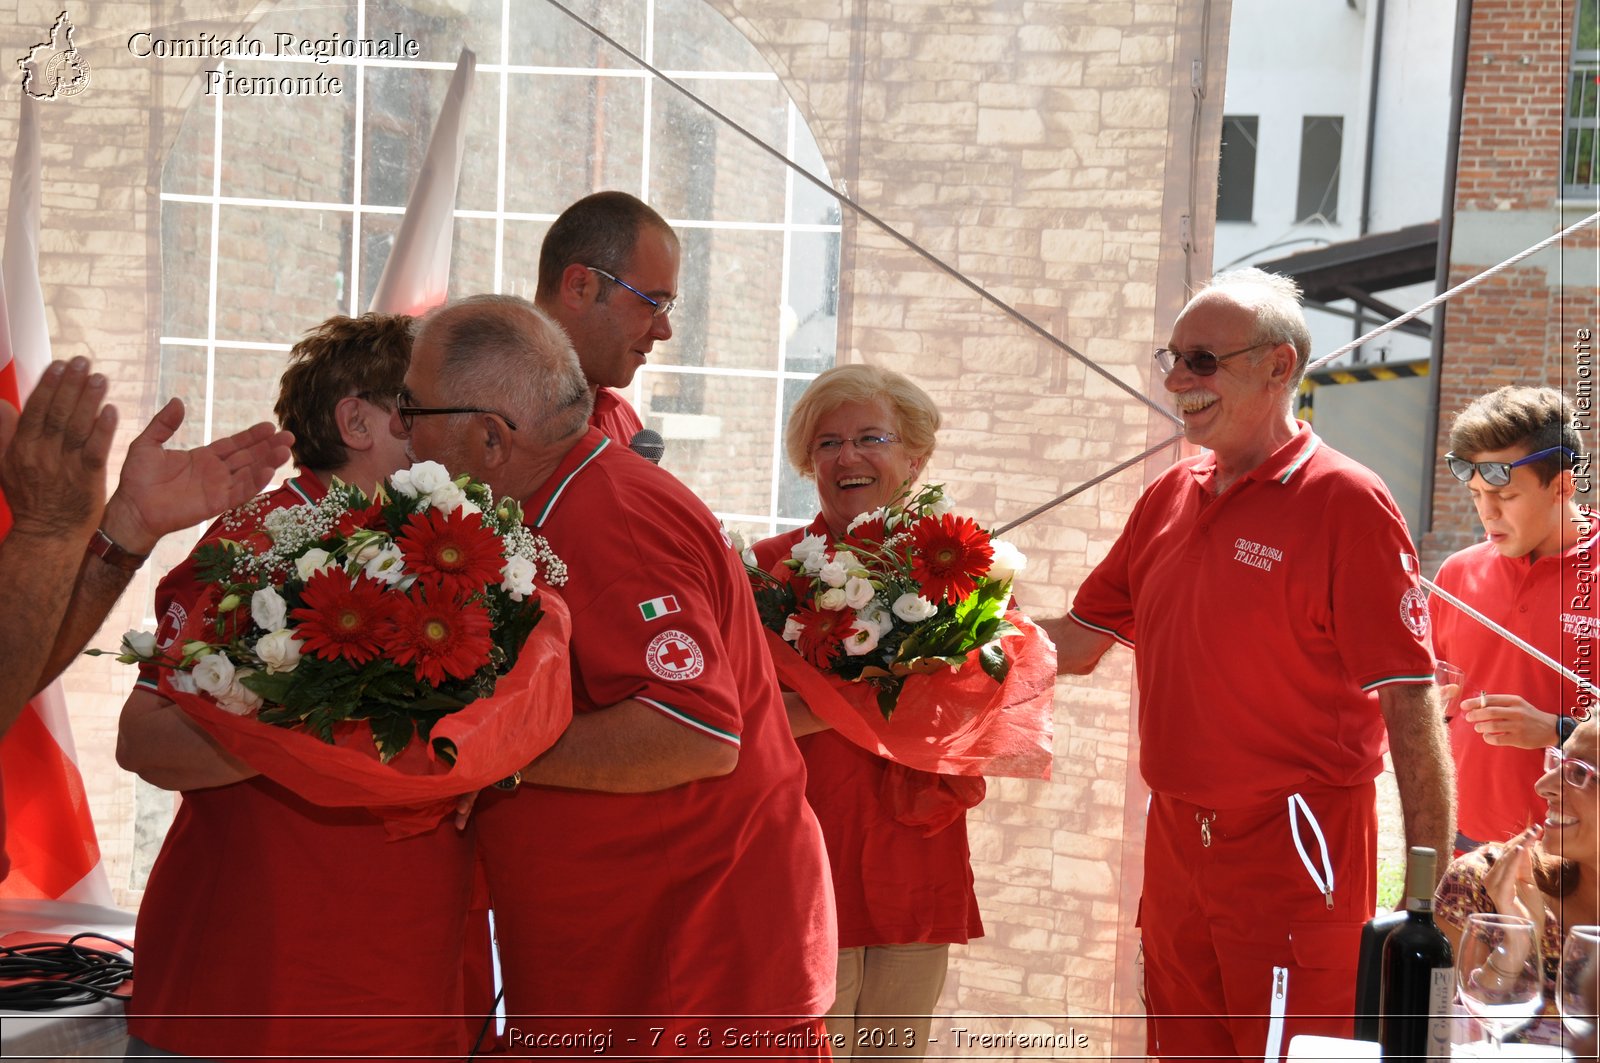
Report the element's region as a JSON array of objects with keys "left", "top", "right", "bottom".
[
  {"left": 106, "top": 462, "right": 577, "bottom": 833},
  {"left": 749, "top": 484, "right": 1025, "bottom": 719}
]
